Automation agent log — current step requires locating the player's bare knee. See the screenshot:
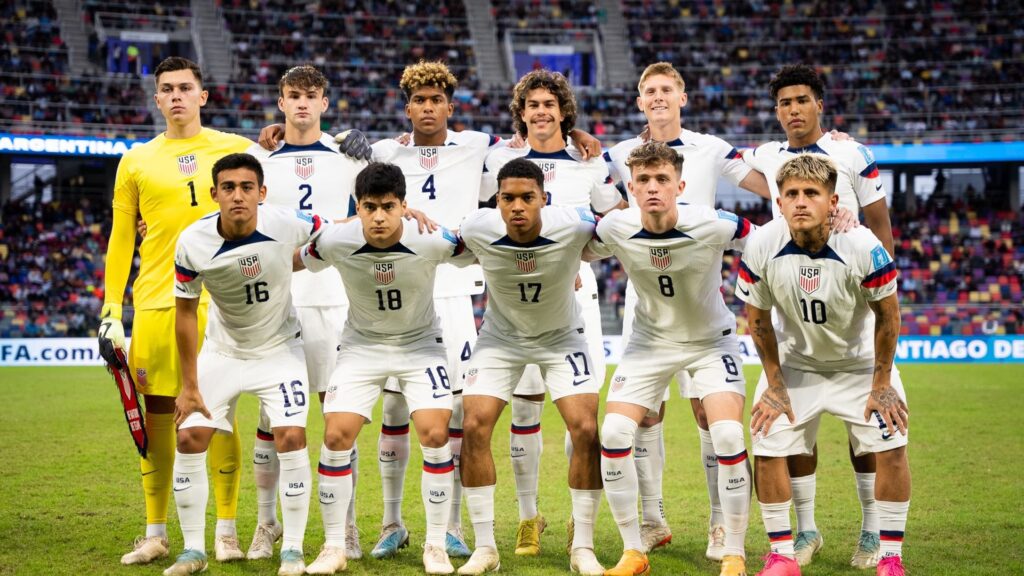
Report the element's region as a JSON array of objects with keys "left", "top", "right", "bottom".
[
  {"left": 274, "top": 427, "right": 306, "bottom": 452},
  {"left": 787, "top": 453, "right": 817, "bottom": 477},
  {"left": 692, "top": 401, "right": 709, "bottom": 430},
  {"left": 419, "top": 426, "right": 449, "bottom": 449},
  {"left": 568, "top": 417, "right": 599, "bottom": 451},
  {"left": 874, "top": 445, "right": 908, "bottom": 469},
  {"left": 323, "top": 428, "right": 353, "bottom": 451},
  {"left": 176, "top": 428, "right": 209, "bottom": 454}
]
